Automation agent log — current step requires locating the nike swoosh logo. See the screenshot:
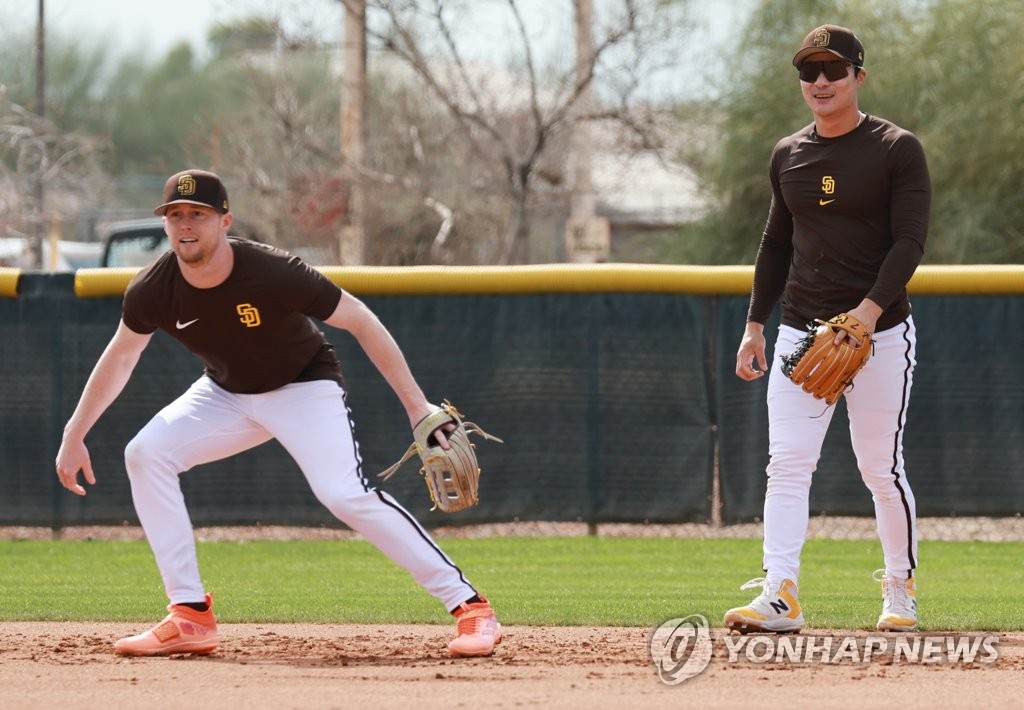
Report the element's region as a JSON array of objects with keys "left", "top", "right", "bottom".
[
  {"left": 819, "top": 199, "right": 836, "bottom": 206},
  {"left": 175, "top": 318, "right": 200, "bottom": 330}
]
